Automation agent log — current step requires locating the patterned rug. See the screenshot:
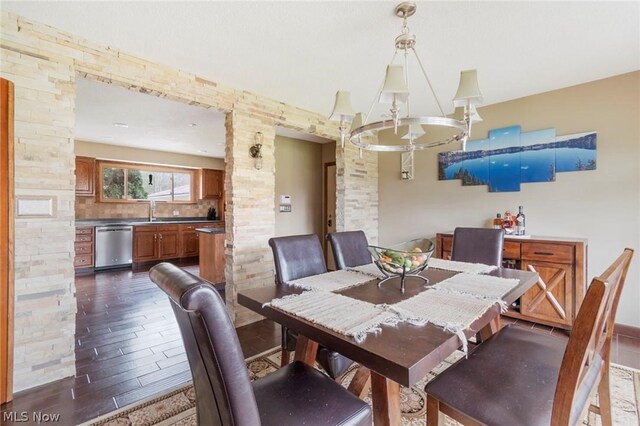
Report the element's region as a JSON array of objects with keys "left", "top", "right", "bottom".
[{"left": 83, "top": 348, "right": 640, "bottom": 426}]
